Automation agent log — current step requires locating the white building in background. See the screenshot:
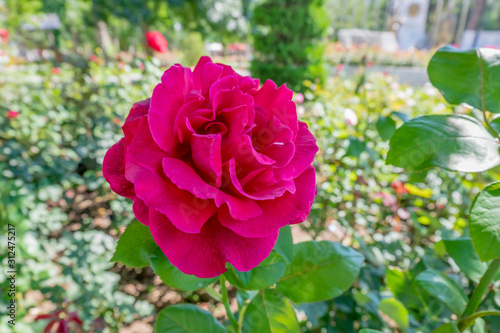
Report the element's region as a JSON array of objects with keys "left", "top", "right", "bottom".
[{"left": 392, "top": 0, "right": 430, "bottom": 50}]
